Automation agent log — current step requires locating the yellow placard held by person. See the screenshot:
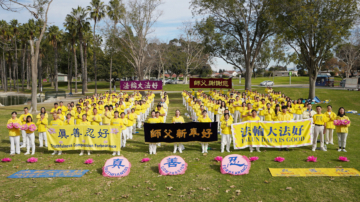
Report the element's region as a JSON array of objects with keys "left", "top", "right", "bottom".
[
  {"left": 231, "top": 119, "right": 313, "bottom": 149},
  {"left": 47, "top": 125, "right": 121, "bottom": 151},
  {"left": 269, "top": 168, "right": 360, "bottom": 177}
]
